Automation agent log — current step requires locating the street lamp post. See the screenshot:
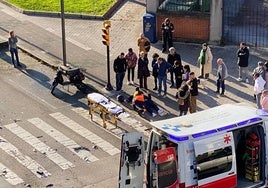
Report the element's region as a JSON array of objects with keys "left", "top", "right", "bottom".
[
  {"left": 60, "top": 0, "right": 67, "bottom": 66},
  {"left": 101, "top": 20, "right": 113, "bottom": 91}
]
